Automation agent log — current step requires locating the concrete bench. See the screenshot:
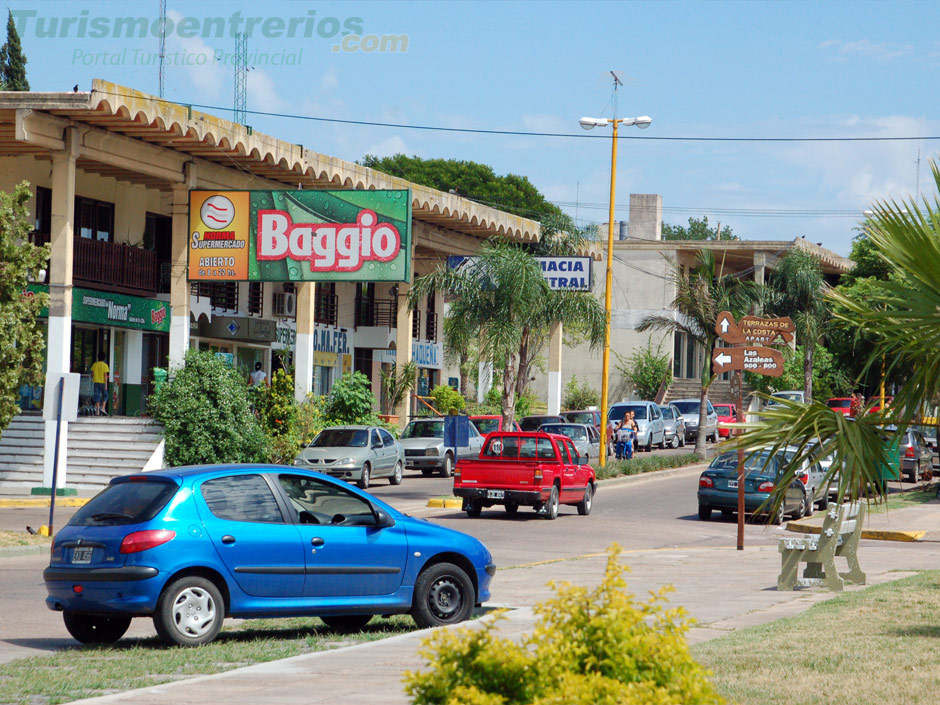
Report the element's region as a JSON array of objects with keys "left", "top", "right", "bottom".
[{"left": 778, "top": 501, "right": 866, "bottom": 591}]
